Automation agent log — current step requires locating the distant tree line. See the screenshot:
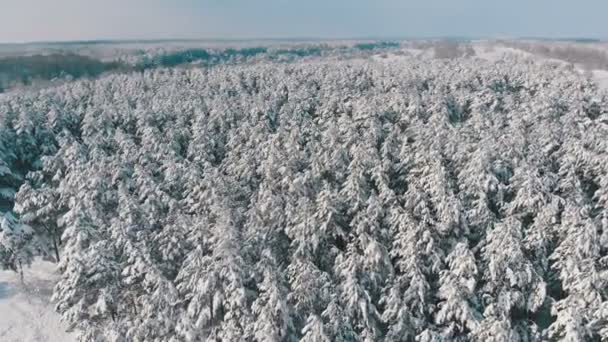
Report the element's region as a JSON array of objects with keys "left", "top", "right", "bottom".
[
  {"left": 0, "top": 53, "right": 128, "bottom": 92},
  {"left": 0, "top": 42, "right": 405, "bottom": 93}
]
